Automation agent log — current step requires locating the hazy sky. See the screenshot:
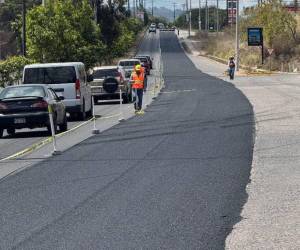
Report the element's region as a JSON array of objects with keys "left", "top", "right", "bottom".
[{"left": 140, "top": 0, "right": 258, "bottom": 11}]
